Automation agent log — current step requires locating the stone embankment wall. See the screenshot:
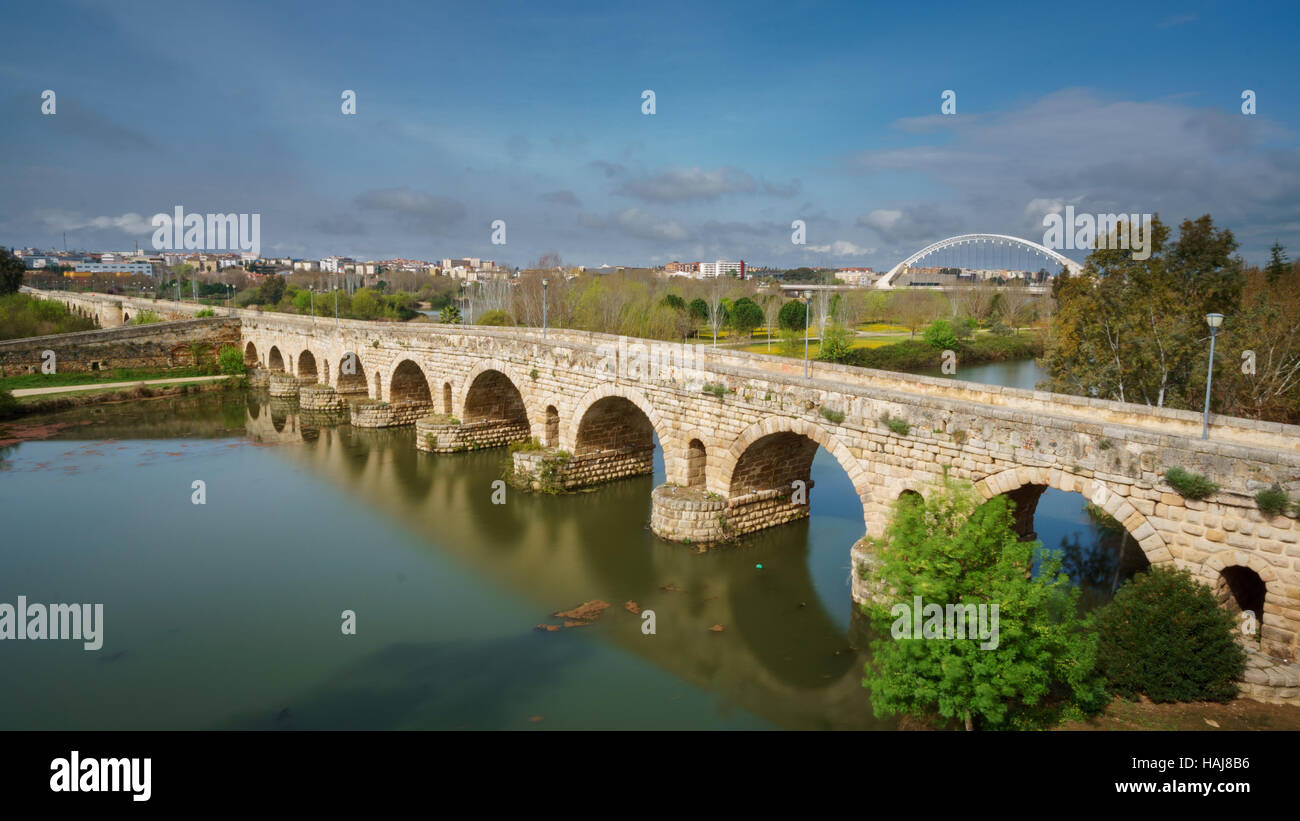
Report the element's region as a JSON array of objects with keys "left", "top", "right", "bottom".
[{"left": 0, "top": 318, "right": 240, "bottom": 377}]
